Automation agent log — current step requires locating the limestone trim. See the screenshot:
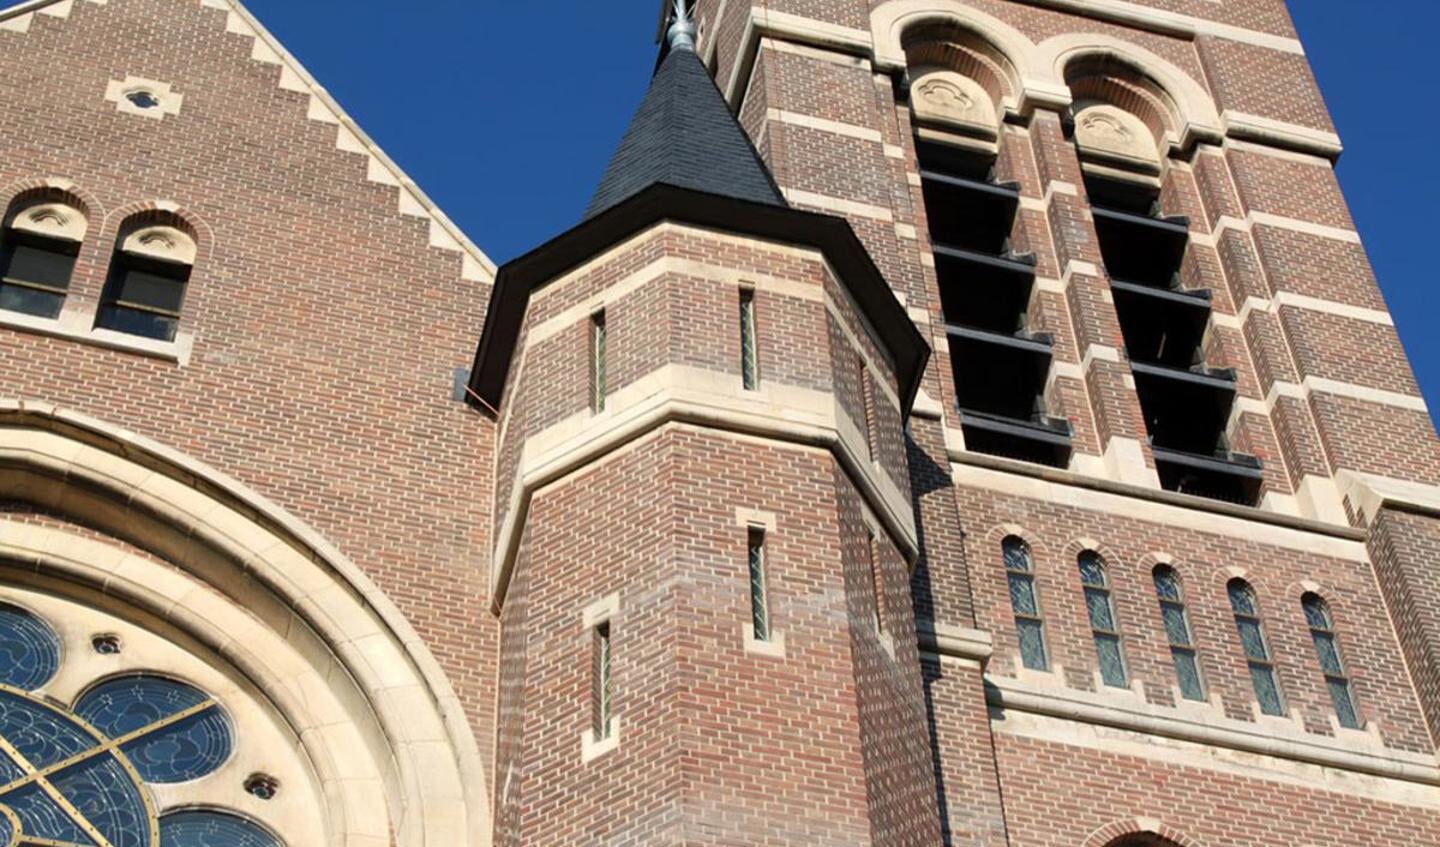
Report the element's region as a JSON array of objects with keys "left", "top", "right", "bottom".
[
  {"left": 766, "top": 107, "right": 884, "bottom": 143},
  {"left": 780, "top": 187, "right": 895, "bottom": 221},
  {"left": 949, "top": 454, "right": 1370, "bottom": 558},
  {"left": 489, "top": 367, "right": 920, "bottom": 611},
  {"left": 122, "top": 224, "right": 198, "bottom": 265},
  {"left": 1238, "top": 292, "right": 1394, "bottom": 328},
  {"left": 0, "top": 400, "right": 491, "bottom": 847},
  {"left": 989, "top": 675, "right": 1440, "bottom": 786},
  {"left": 0, "top": 307, "right": 195, "bottom": 365},
  {"left": 0, "top": 0, "right": 104, "bottom": 33},
  {"left": 1337, "top": 470, "right": 1440, "bottom": 525},
  {"left": 104, "top": 76, "right": 184, "bottom": 120},
  {"left": 6, "top": 198, "right": 87, "bottom": 242},
  {"left": 1222, "top": 110, "right": 1343, "bottom": 159},
  {"left": 1082, "top": 819, "right": 1206, "bottom": 847},
  {"left": 915, "top": 618, "right": 992, "bottom": 662},
  {"left": 989, "top": 682, "right": 1440, "bottom": 795},
  {"left": 1003, "top": 0, "right": 1304, "bottom": 55}
]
